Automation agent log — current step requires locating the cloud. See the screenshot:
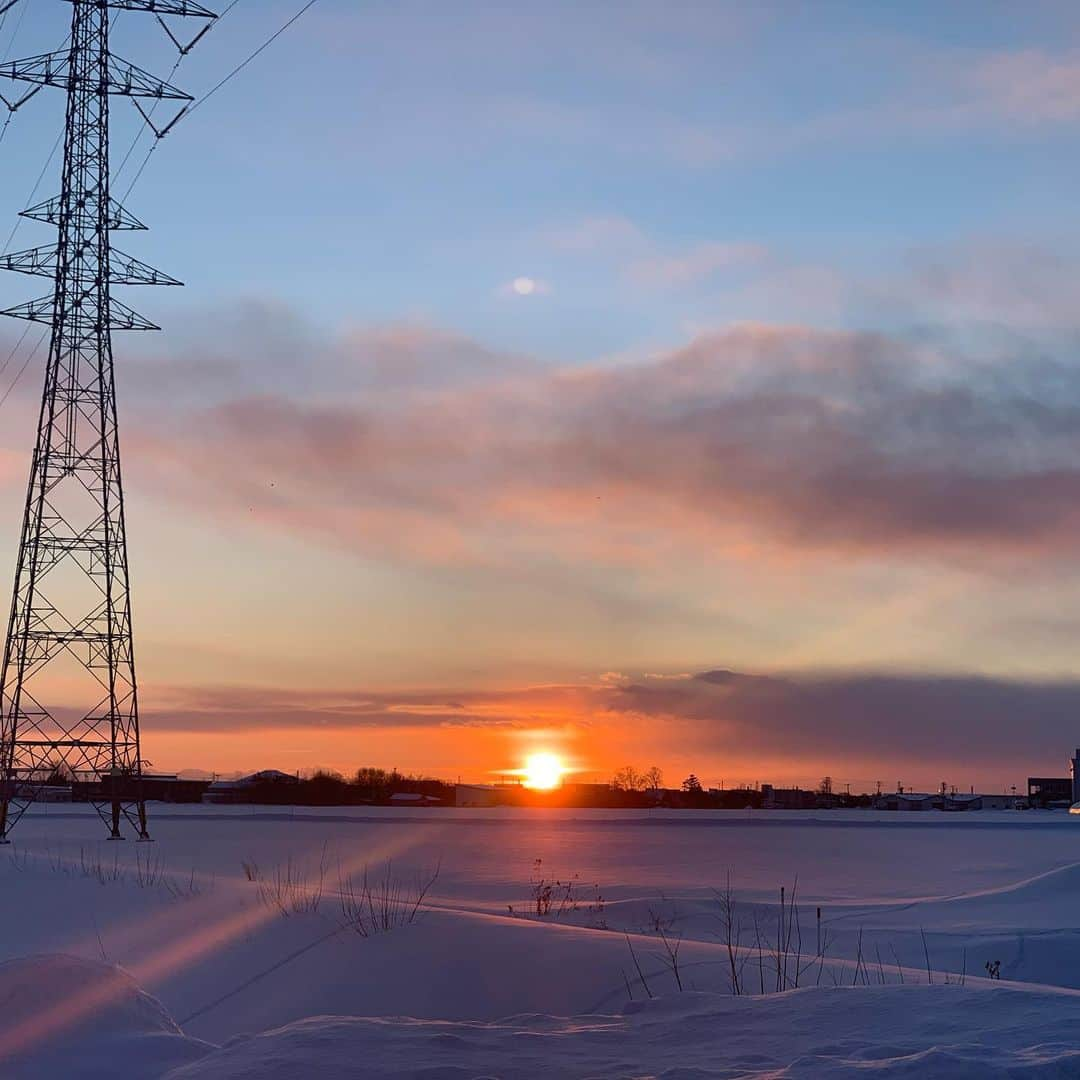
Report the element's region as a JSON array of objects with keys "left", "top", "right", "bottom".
[
  {"left": 611, "top": 668, "right": 1080, "bottom": 784},
  {"left": 143, "top": 667, "right": 1080, "bottom": 789},
  {"left": 122, "top": 315, "right": 1080, "bottom": 574},
  {"left": 625, "top": 241, "right": 768, "bottom": 289},
  {"left": 544, "top": 216, "right": 767, "bottom": 292},
  {"left": 145, "top": 681, "right": 600, "bottom": 735},
  {"left": 543, "top": 216, "right": 647, "bottom": 255},
  {"left": 966, "top": 48, "right": 1080, "bottom": 125}
]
